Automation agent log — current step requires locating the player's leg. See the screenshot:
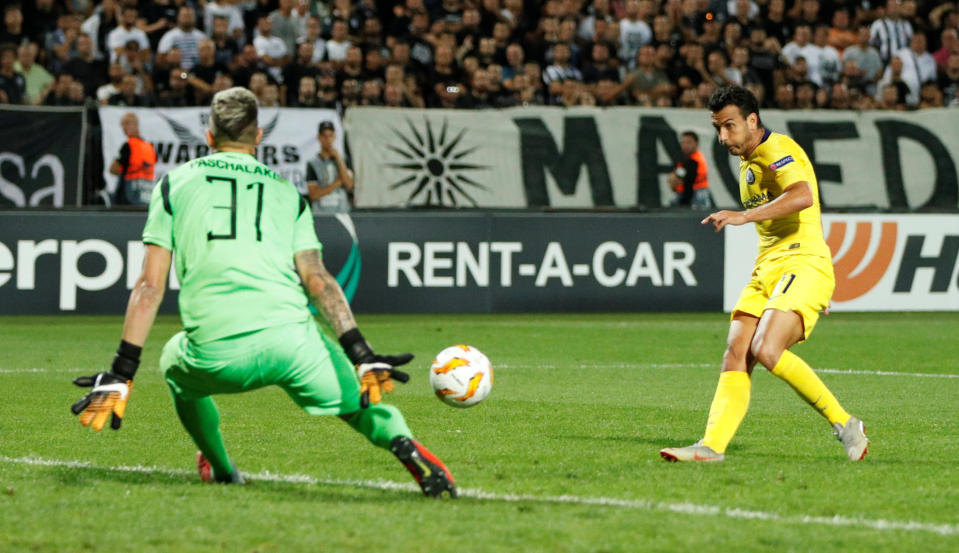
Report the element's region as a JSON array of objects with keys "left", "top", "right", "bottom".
[
  {"left": 754, "top": 262, "right": 851, "bottom": 428},
  {"left": 661, "top": 314, "right": 758, "bottom": 461},
  {"left": 755, "top": 259, "right": 868, "bottom": 460},
  {"left": 751, "top": 308, "right": 848, "bottom": 426},
  {"left": 161, "top": 332, "right": 240, "bottom": 482},
  {"left": 662, "top": 276, "right": 765, "bottom": 462},
  {"left": 320, "top": 331, "right": 456, "bottom": 497},
  {"left": 173, "top": 396, "right": 242, "bottom": 483},
  {"left": 698, "top": 313, "right": 759, "bottom": 455},
  {"left": 278, "top": 321, "right": 455, "bottom": 496}
]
